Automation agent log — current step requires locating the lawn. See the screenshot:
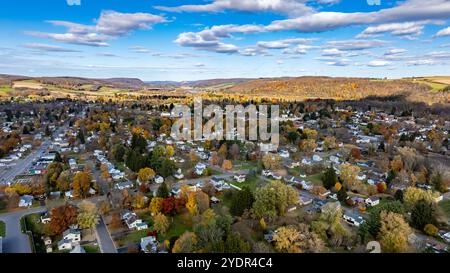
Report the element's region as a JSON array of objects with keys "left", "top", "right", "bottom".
[
  {"left": 232, "top": 160, "right": 258, "bottom": 171},
  {"left": 158, "top": 213, "right": 192, "bottom": 242},
  {"left": 0, "top": 85, "right": 12, "bottom": 95},
  {"left": 439, "top": 199, "right": 450, "bottom": 221},
  {"left": 22, "top": 213, "right": 46, "bottom": 253},
  {"left": 83, "top": 244, "right": 101, "bottom": 253},
  {"left": 228, "top": 175, "right": 267, "bottom": 192},
  {"left": 305, "top": 173, "right": 323, "bottom": 185},
  {"left": 0, "top": 221, "right": 5, "bottom": 237},
  {"left": 115, "top": 229, "right": 153, "bottom": 247}
]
